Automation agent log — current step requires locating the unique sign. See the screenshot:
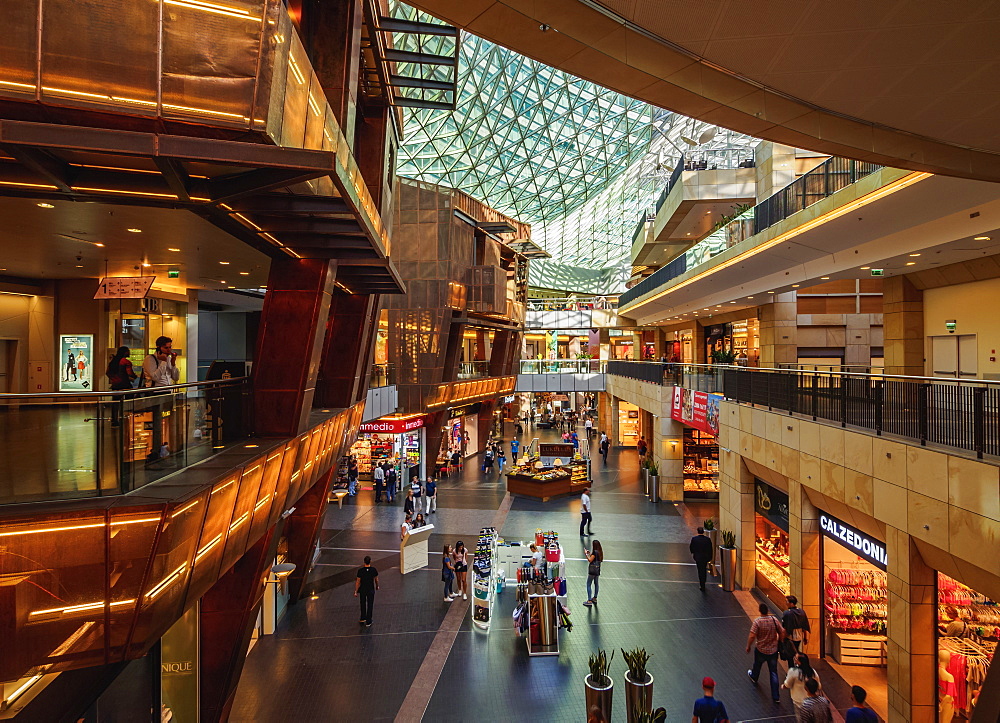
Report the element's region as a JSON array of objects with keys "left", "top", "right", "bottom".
[
  {"left": 819, "top": 512, "right": 887, "bottom": 569},
  {"left": 58, "top": 334, "right": 94, "bottom": 392},
  {"left": 94, "top": 276, "right": 156, "bottom": 299},
  {"left": 359, "top": 416, "right": 426, "bottom": 434},
  {"left": 671, "top": 386, "right": 723, "bottom": 436},
  {"left": 754, "top": 479, "right": 790, "bottom": 532},
  {"left": 503, "top": 394, "right": 515, "bottom": 403}
]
